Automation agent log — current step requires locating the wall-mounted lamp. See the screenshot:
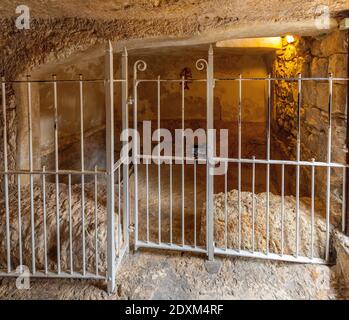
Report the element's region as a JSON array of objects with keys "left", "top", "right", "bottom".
[{"left": 285, "top": 35, "right": 295, "bottom": 44}]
